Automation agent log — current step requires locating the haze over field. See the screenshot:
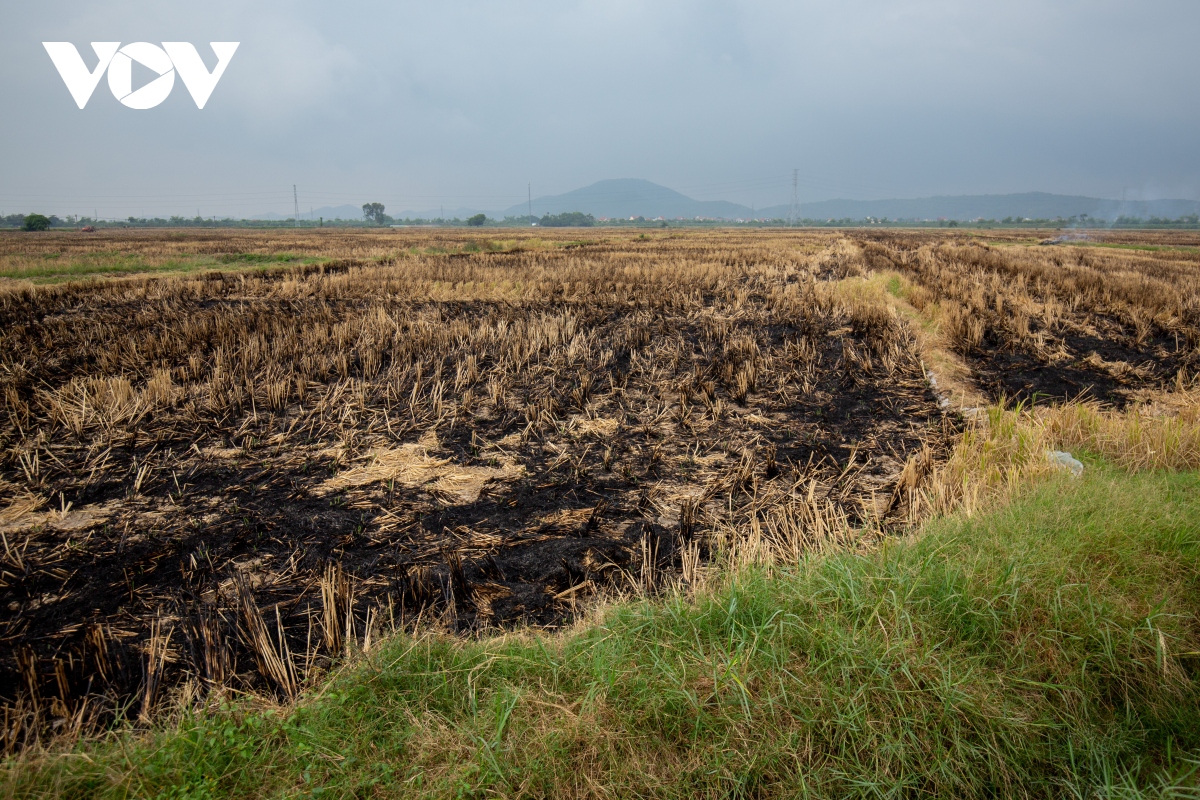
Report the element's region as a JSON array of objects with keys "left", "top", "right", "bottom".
[
  {"left": 2, "top": 1, "right": 1200, "bottom": 218},
  {"left": 258, "top": 180, "right": 1200, "bottom": 223}
]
